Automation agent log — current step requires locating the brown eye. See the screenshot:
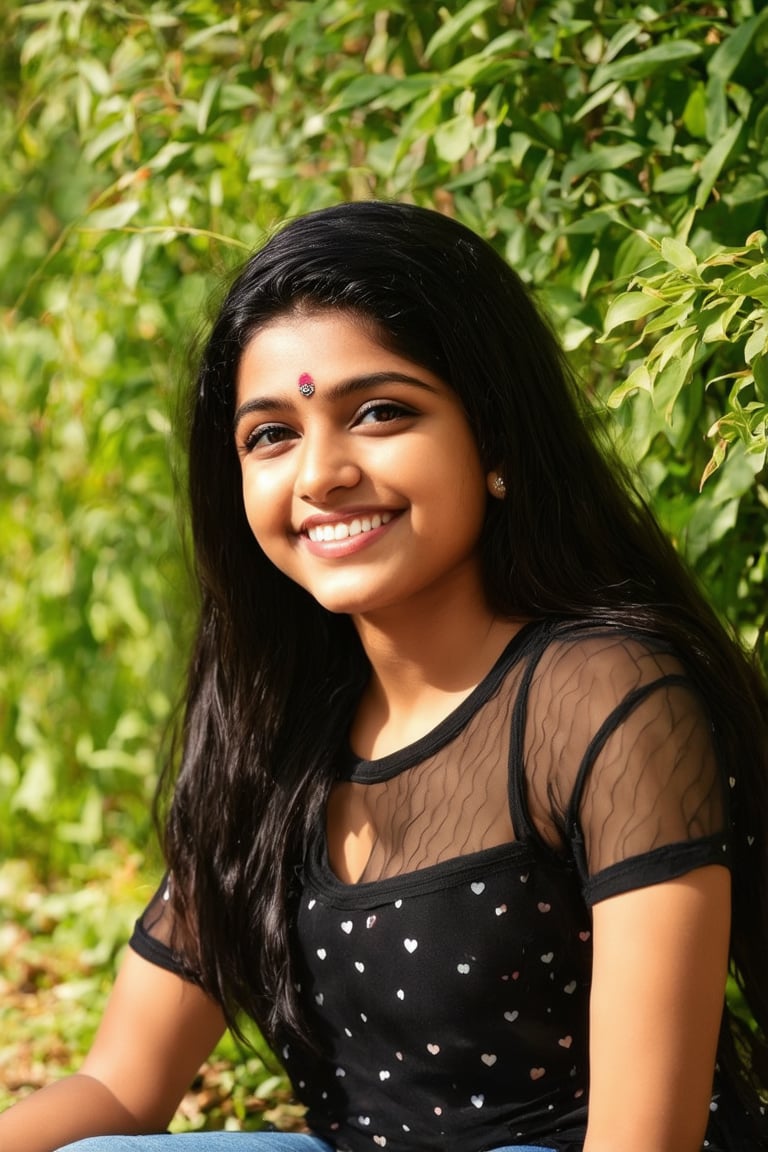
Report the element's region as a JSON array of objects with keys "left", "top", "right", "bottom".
[
  {"left": 355, "top": 401, "right": 415, "bottom": 426},
  {"left": 243, "top": 423, "right": 296, "bottom": 452}
]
